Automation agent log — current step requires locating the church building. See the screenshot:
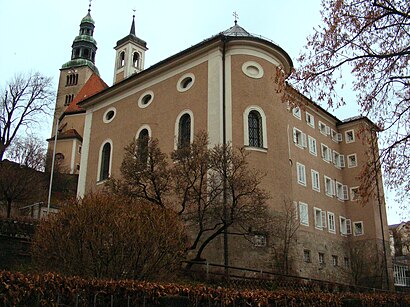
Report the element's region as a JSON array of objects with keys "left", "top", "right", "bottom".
[{"left": 49, "top": 5, "right": 392, "bottom": 288}]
